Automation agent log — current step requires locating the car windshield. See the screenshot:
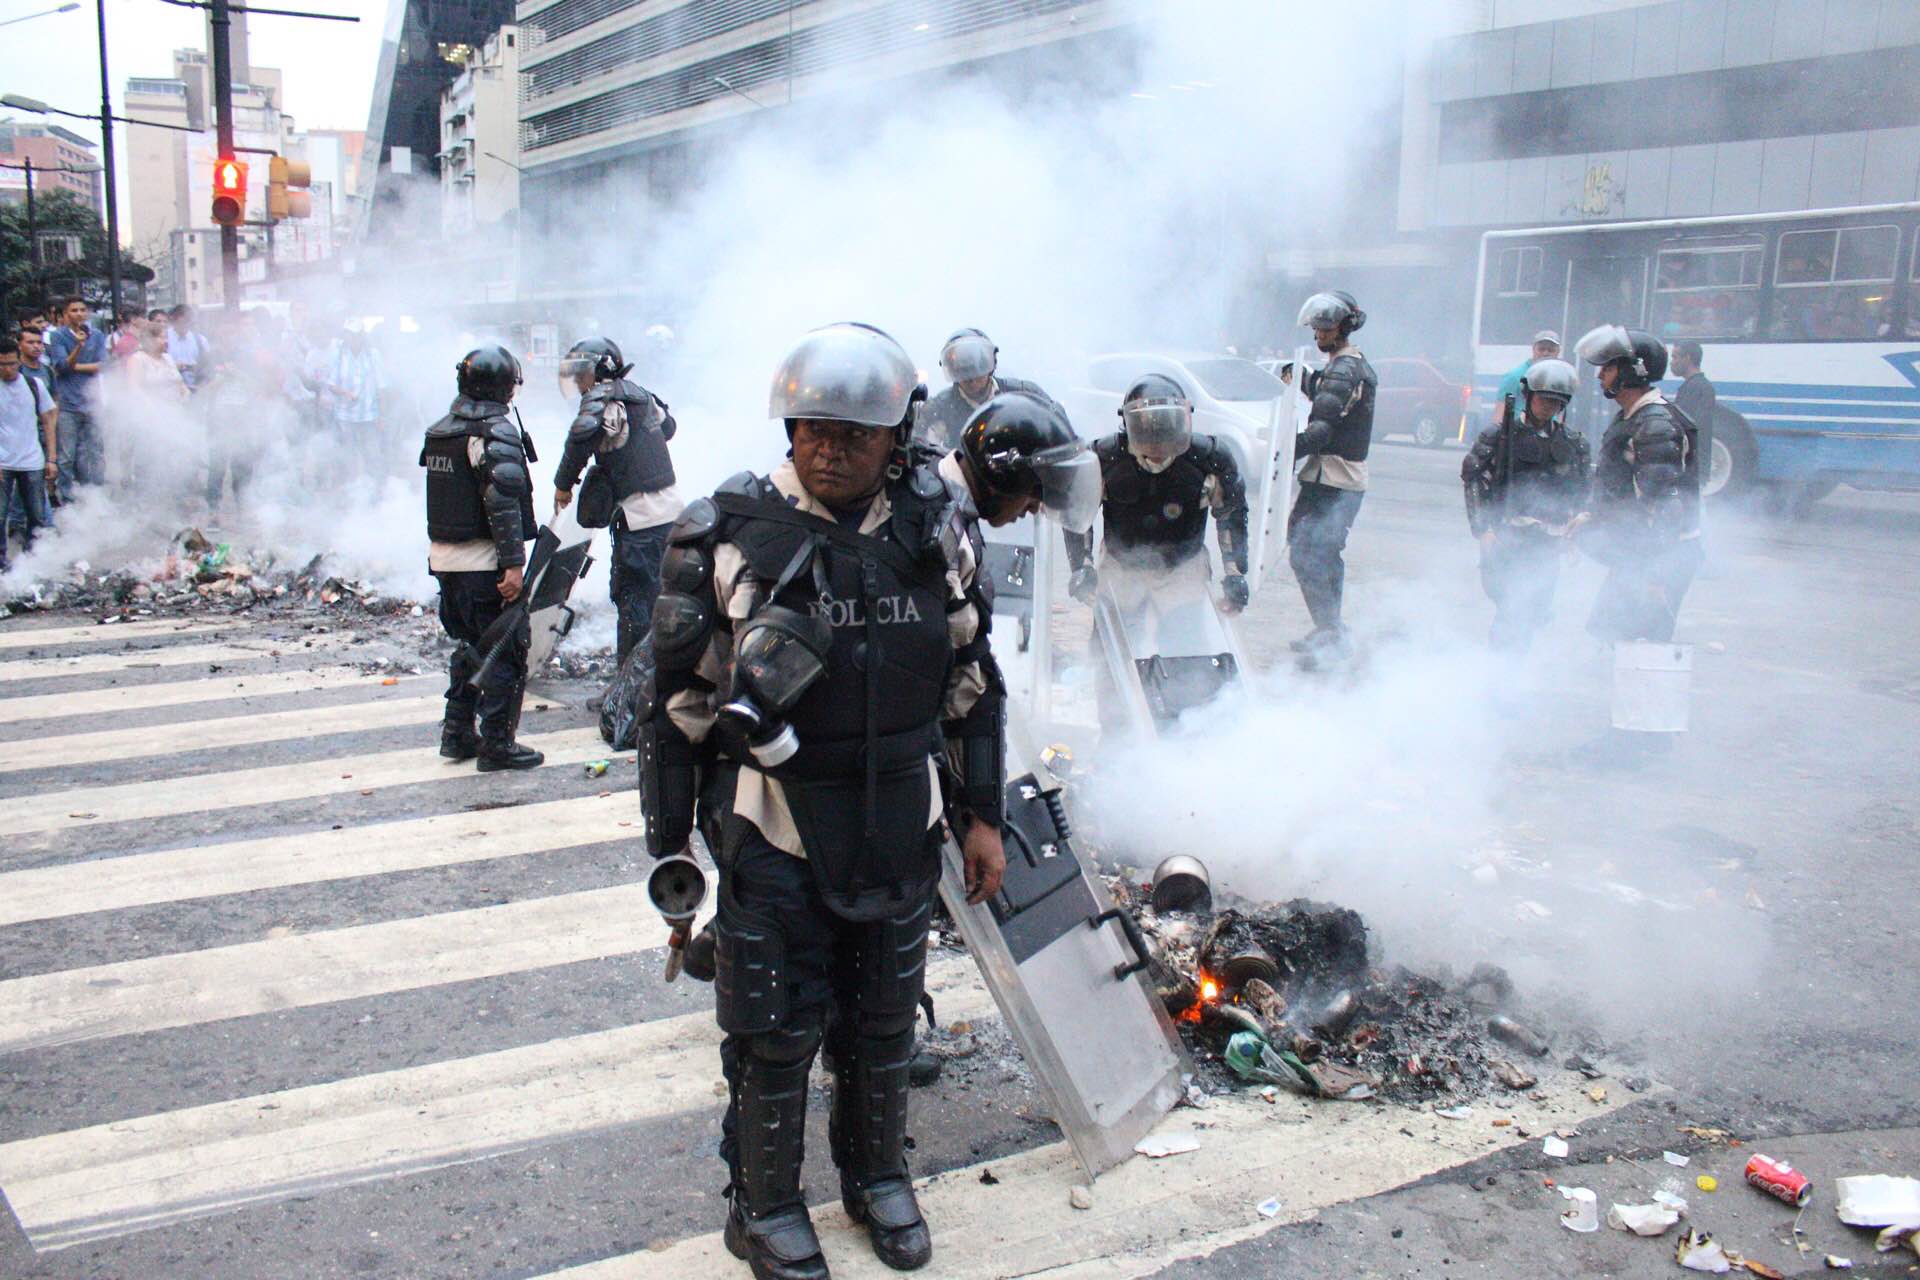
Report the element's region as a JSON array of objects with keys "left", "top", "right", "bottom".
[{"left": 1186, "top": 358, "right": 1286, "bottom": 401}]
